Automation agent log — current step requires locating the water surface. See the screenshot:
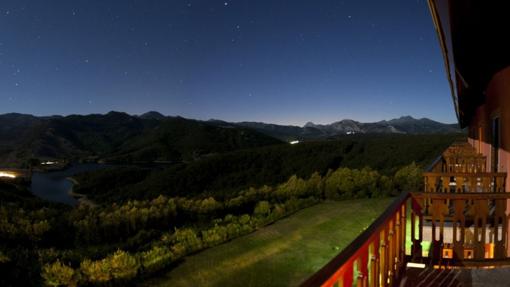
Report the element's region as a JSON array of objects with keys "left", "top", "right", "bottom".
[{"left": 31, "top": 163, "right": 108, "bottom": 205}]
